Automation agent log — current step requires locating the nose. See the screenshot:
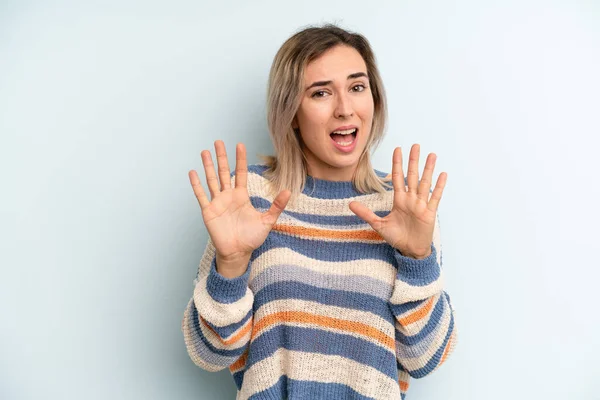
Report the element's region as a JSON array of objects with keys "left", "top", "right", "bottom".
[{"left": 334, "top": 93, "right": 353, "bottom": 119}]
